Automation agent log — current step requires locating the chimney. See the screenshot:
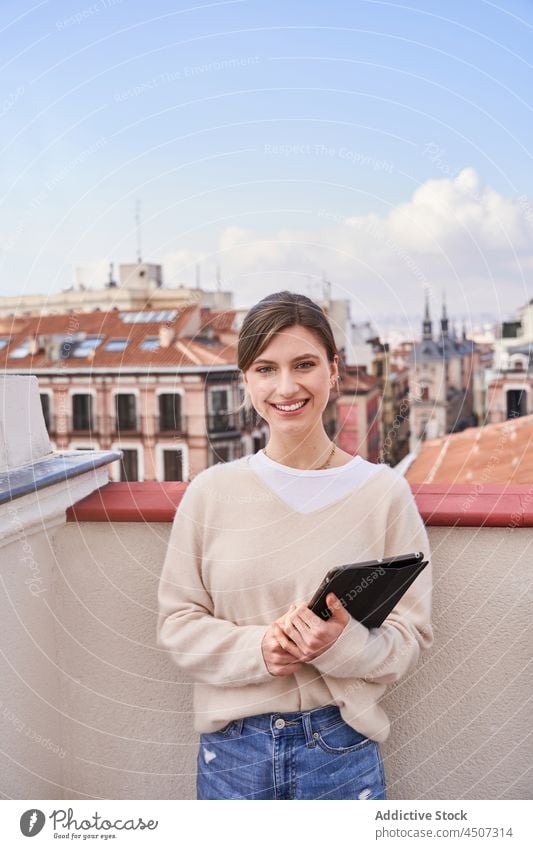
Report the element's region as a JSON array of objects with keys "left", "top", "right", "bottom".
[
  {"left": 28, "top": 335, "right": 41, "bottom": 356},
  {"left": 159, "top": 325, "right": 175, "bottom": 348}
]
